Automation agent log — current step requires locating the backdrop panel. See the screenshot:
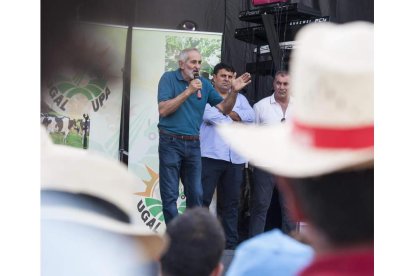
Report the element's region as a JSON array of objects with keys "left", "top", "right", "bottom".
[
  {"left": 41, "top": 22, "right": 127, "bottom": 160},
  {"left": 129, "top": 28, "right": 222, "bottom": 232}
]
